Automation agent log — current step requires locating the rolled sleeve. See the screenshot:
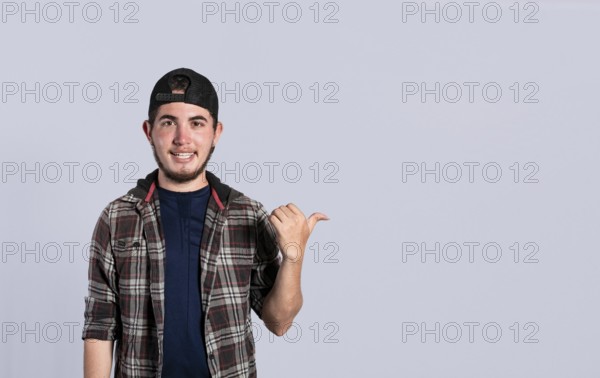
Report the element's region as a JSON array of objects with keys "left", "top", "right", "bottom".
[
  {"left": 250, "top": 203, "right": 282, "bottom": 319},
  {"left": 81, "top": 206, "right": 121, "bottom": 341}
]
